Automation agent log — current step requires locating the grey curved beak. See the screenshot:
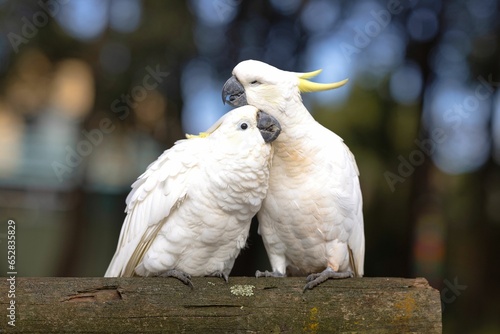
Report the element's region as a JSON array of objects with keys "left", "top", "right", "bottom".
[
  {"left": 257, "top": 111, "right": 281, "bottom": 143},
  {"left": 222, "top": 76, "right": 247, "bottom": 107}
]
